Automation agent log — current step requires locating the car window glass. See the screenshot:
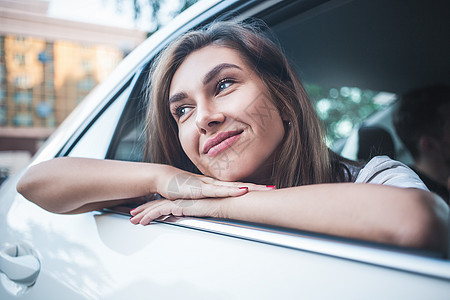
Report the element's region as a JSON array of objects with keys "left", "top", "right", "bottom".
[
  {"left": 67, "top": 83, "right": 132, "bottom": 159},
  {"left": 112, "top": 120, "right": 145, "bottom": 162},
  {"left": 304, "top": 84, "right": 396, "bottom": 148},
  {"left": 106, "top": 69, "right": 148, "bottom": 162}
]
